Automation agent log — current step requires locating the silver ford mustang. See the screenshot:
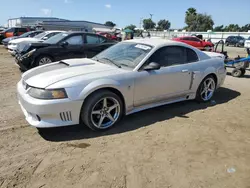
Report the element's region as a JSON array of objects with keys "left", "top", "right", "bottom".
[{"left": 17, "top": 38, "right": 226, "bottom": 131}]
